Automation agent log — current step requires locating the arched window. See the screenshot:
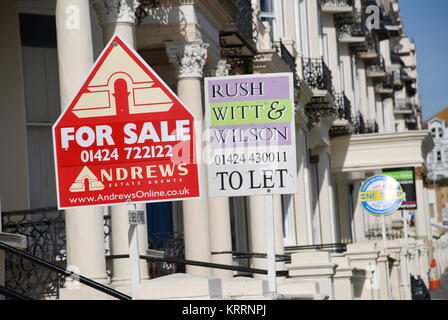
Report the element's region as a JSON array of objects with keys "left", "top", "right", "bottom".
[{"left": 431, "top": 120, "right": 443, "bottom": 139}]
